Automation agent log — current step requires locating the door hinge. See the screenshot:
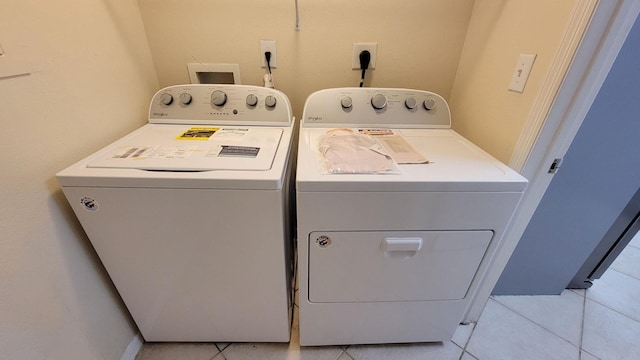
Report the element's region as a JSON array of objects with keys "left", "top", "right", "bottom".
[{"left": 548, "top": 158, "right": 562, "bottom": 174}]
